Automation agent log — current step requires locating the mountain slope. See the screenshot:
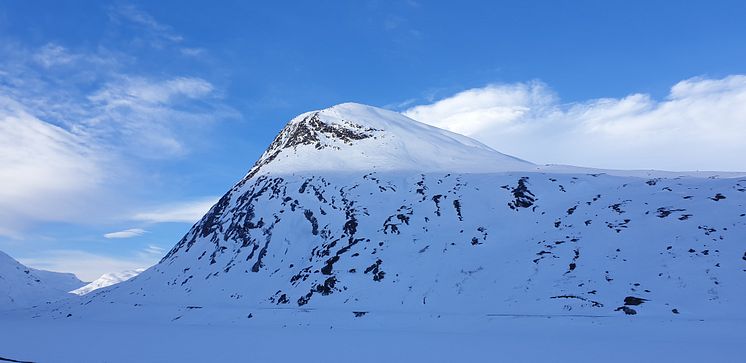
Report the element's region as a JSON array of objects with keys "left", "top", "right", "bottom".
[
  {"left": 47, "top": 103, "right": 746, "bottom": 322},
  {"left": 0, "top": 250, "right": 86, "bottom": 309}
]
